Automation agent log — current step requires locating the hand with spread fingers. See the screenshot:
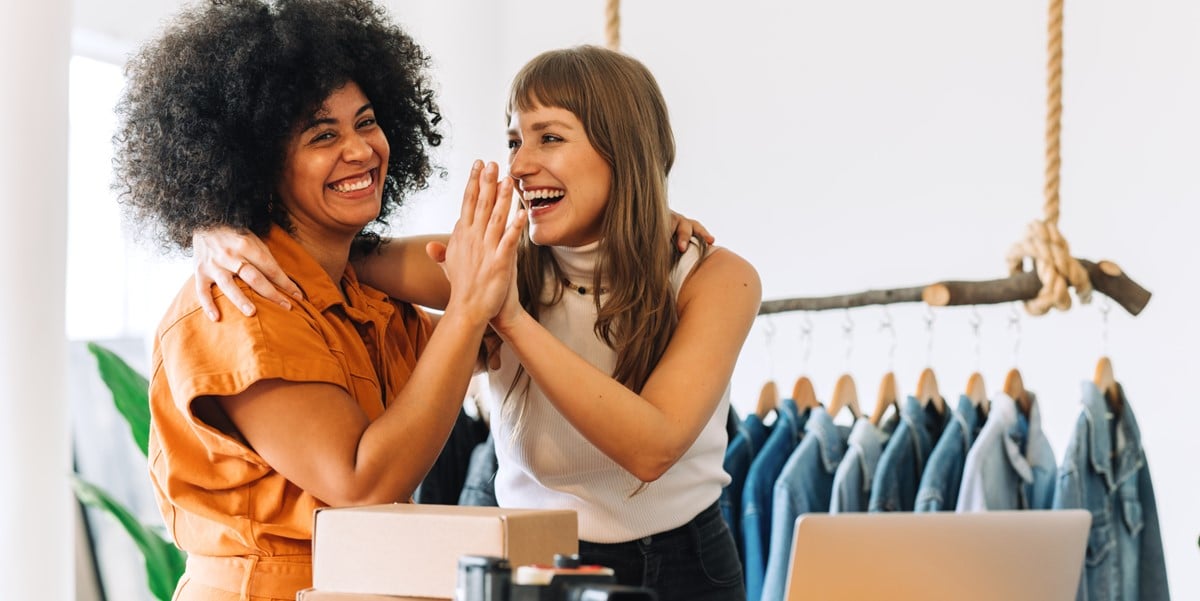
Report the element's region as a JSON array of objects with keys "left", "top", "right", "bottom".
[{"left": 425, "top": 161, "right": 525, "bottom": 325}]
